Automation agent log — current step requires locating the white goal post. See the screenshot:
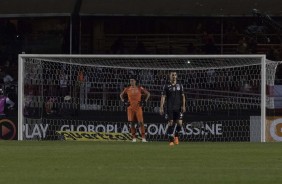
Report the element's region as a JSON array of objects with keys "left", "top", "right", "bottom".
[{"left": 18, "top": 54, "right": 275, "bottom": 142}]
